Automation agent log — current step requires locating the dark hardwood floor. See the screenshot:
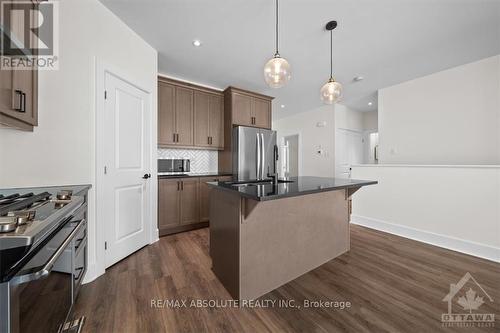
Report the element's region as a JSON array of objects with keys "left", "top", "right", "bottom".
[{"left": 73, "top": 225, "right": 499, "bottom": 332}]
